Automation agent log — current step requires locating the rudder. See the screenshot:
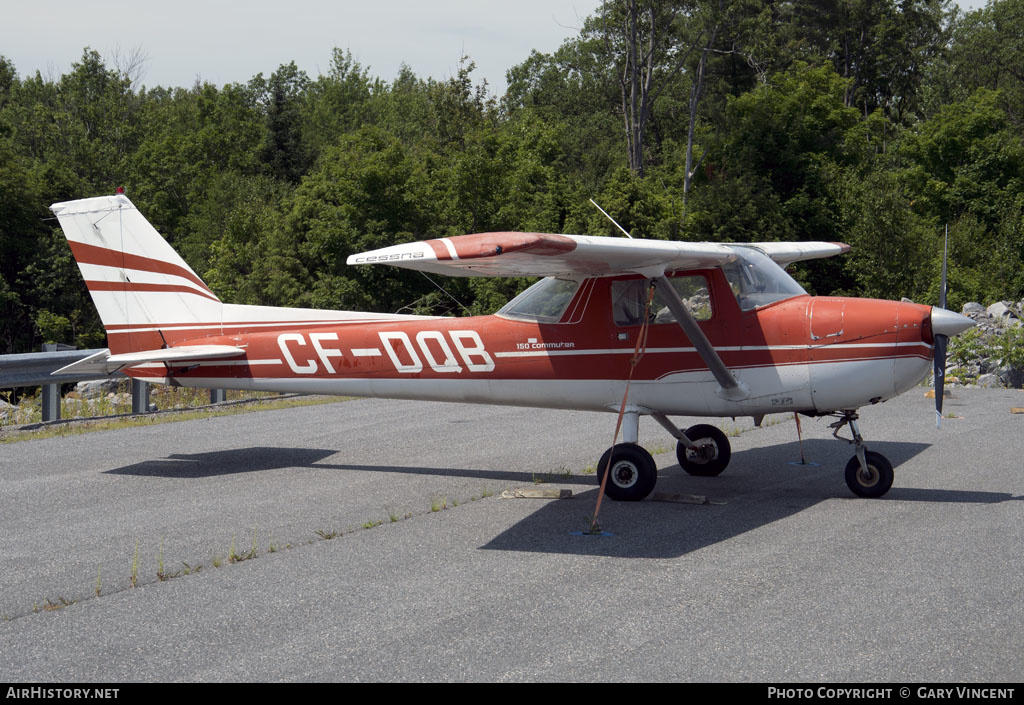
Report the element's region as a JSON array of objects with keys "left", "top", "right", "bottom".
[{"left": 51, "top": 193, "right": 223, "bottom": 354}]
